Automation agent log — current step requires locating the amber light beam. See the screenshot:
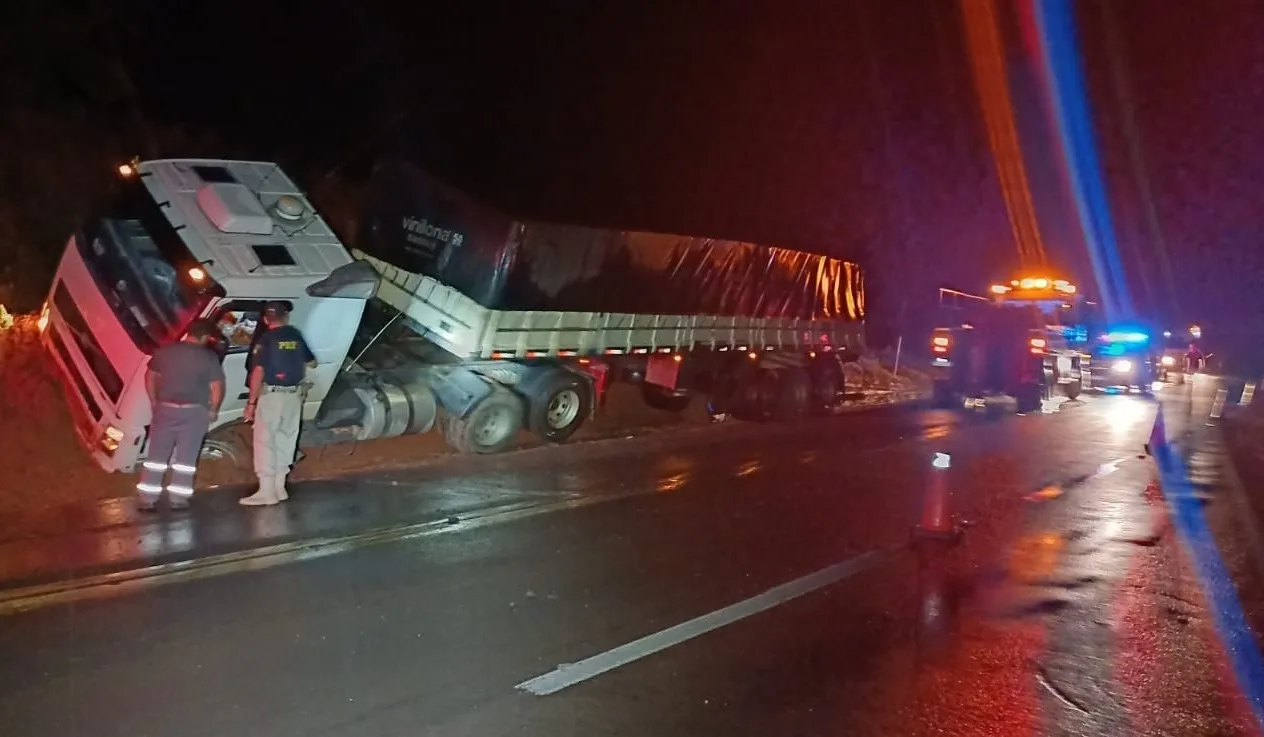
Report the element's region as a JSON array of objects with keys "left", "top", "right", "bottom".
[{"left": 960, "top": 0, "right": 1047, "bottom": 269}]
